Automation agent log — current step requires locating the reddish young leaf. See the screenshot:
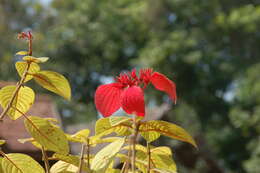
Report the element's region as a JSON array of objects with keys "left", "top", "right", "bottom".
[
  {"left": 150, "top": 72, "right": 177, "bottom": 104},
  {"left": 95, "top": 83, "right": 123, "bottom": 117},
  {"left": 121, "top": 86, "right": 145, "bottom": 116}
]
